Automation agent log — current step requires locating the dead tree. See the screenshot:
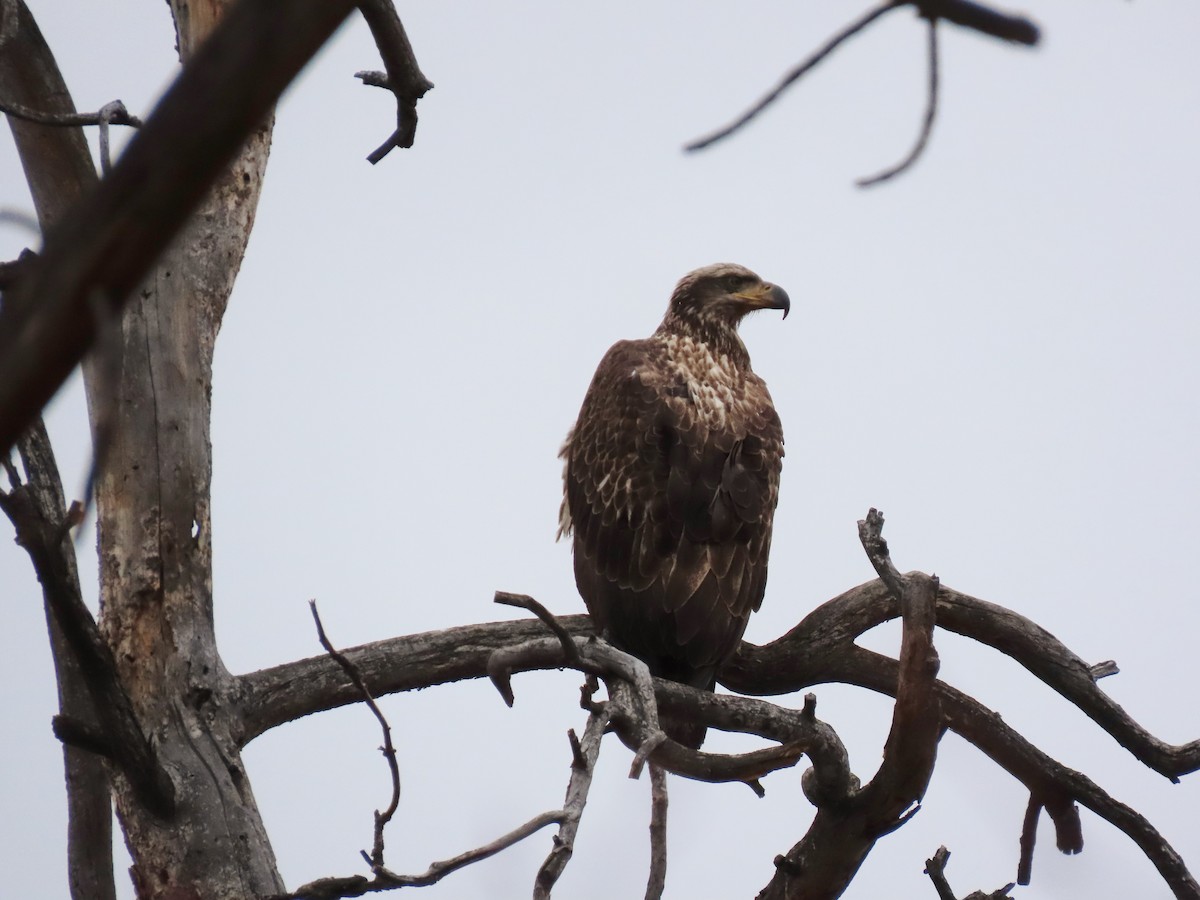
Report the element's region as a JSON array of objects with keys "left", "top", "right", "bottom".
[{"left": 1, "top": 1, "right": 1197, "bottom": 899}]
